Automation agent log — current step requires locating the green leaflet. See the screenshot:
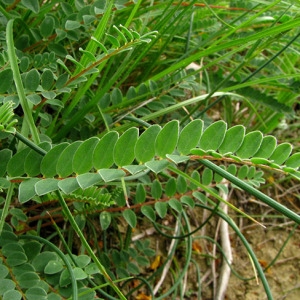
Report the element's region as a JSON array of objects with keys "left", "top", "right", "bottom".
[
  {"left": 253, "top": 135, "right": 277, "bottom": 158},
  {"left": 25, "top": 69, "right": 40, "bottom": 92},
  {"left": 73, "top": 137, "right": 99, "bottom": 174},
  {"left": 236, "top": 131, "right": 263, "bottom": 159},
  {"left": 21, "top": 0, "right": 40, "bottom": 13},
  {"left": 100, "top": 211, "right": 111, "bottom": 230},
  {"left": 285, "top": 153, "right": 300, "bottom": 168},
  {"left": 98, "top": 169, "right": 126, "bottom": 182},
  {"left": 135, "top": 125, "right": 161, "bottom": 163},
  {"left": 269, "top": 143, "right": 292, "bottom": 165},
  {"left": 56, "top": 141, "right": 82, "bottom": 178},
  {"left": 0, "top": 149, "right": 12, "bottom": 177},
  {"left": 155, "top": 202, "right": 168, "bottom": 218},
  {"left": 24, "top": 142, "right": 51, "bottom": 177},
  {"left": 141, "top": 206, "right": 156, "bottom": 222},
  {"left": 151, "top": 179, "right": 162, "bottom": 200},
  {"left": 35, "top": 179, "right": 59, "bottom": 196},
  {"left": 41, "top": 143, "right": 69, "bottom": 178},
  {"left": 0, "top": 69, "right": 13, "bottom": 93},
  {"left": 58, "top": 178, "right": 80, "bottom": 194},
  {"left": 177, "top": 119, "right": 203, "bottom": 155},
  {"left": 218, "top": 125, "right": 245, "bottom": 154},
  {"left": 113, "top": 127, "right": 139, "bottom": 167},
  {"left": 19, "top": 178, "right": 41, "bottom": 204},
  {"left": 93, "top": 131, "right": 119, "bottom": 169},
  {"left": 155, "top": 120, "right": 179, "bottom": 158},
  {"left": 199, "top": 120, "right": 227, "bottom": 151},
  {"left": 40, "top": 16, "right": 54, "bottom": 38},
  {"left": 76, "top": 173, "right": 103, "bottom": 189},
  {"left": 123, "top": 209, "right": 137, "bottom": 228}
]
